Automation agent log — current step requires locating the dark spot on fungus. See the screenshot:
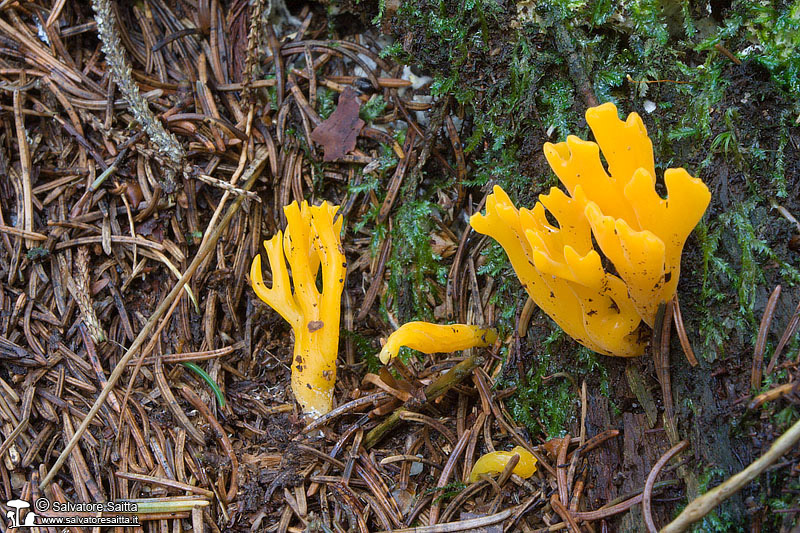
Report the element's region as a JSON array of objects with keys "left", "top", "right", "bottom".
[{"left": 308, "top": 320, "right": 324, "bottom": 332}]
